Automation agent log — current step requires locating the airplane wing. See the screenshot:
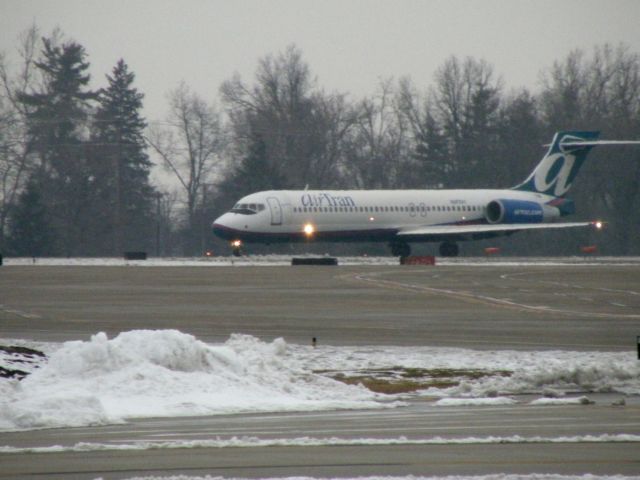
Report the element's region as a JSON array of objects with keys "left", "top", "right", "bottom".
[{"left": 397, "top": 221, "right": 598, "bottom": 237}]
